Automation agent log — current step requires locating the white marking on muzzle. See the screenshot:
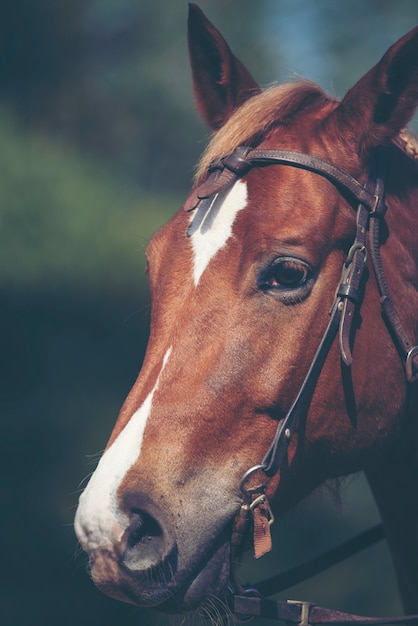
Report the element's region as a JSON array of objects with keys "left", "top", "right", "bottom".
[
  {"left": 190, "top": 180, "right": 248, "bottom": 286},
  {"left": 74, "top": 348, "right": 172, "bottom": 551}
]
